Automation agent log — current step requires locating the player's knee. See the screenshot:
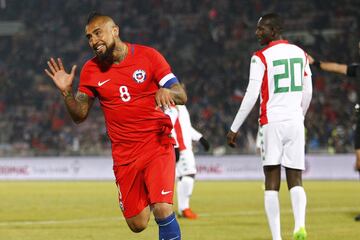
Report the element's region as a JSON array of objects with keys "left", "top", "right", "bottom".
[
  {"left": 153, "top": 203, "right": 173, "bottom": 219},
  {"left": 127, "top": 220, "right": 148, "bottom": 233},
  {"left": 129, "top": 224, "right": 147, "bottom": 233},
  {"left": 265, "top": 184, "right": 280, "bottom": 191},
  {"left": 125, "top": 206, "right": 151, "bottom": 233}
]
